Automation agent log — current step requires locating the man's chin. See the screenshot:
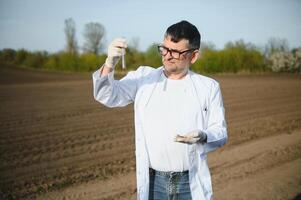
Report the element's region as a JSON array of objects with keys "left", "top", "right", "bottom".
[{"left": 163, "top": 65, "right": 177, "bottom": 72}]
